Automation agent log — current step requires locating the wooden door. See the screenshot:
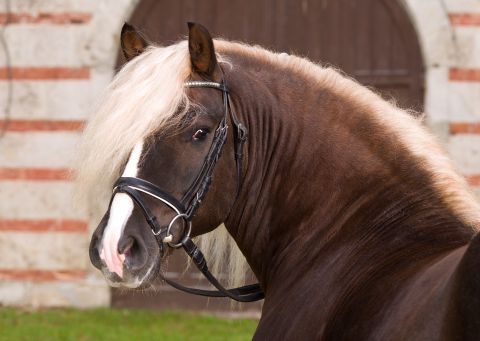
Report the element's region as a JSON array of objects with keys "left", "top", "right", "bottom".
[
  {"left": 118, "top": 0, "right": 424, "bottom": 110},
  {"left": 112, "top": 0, "right": 425, "bottom": 312}
]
